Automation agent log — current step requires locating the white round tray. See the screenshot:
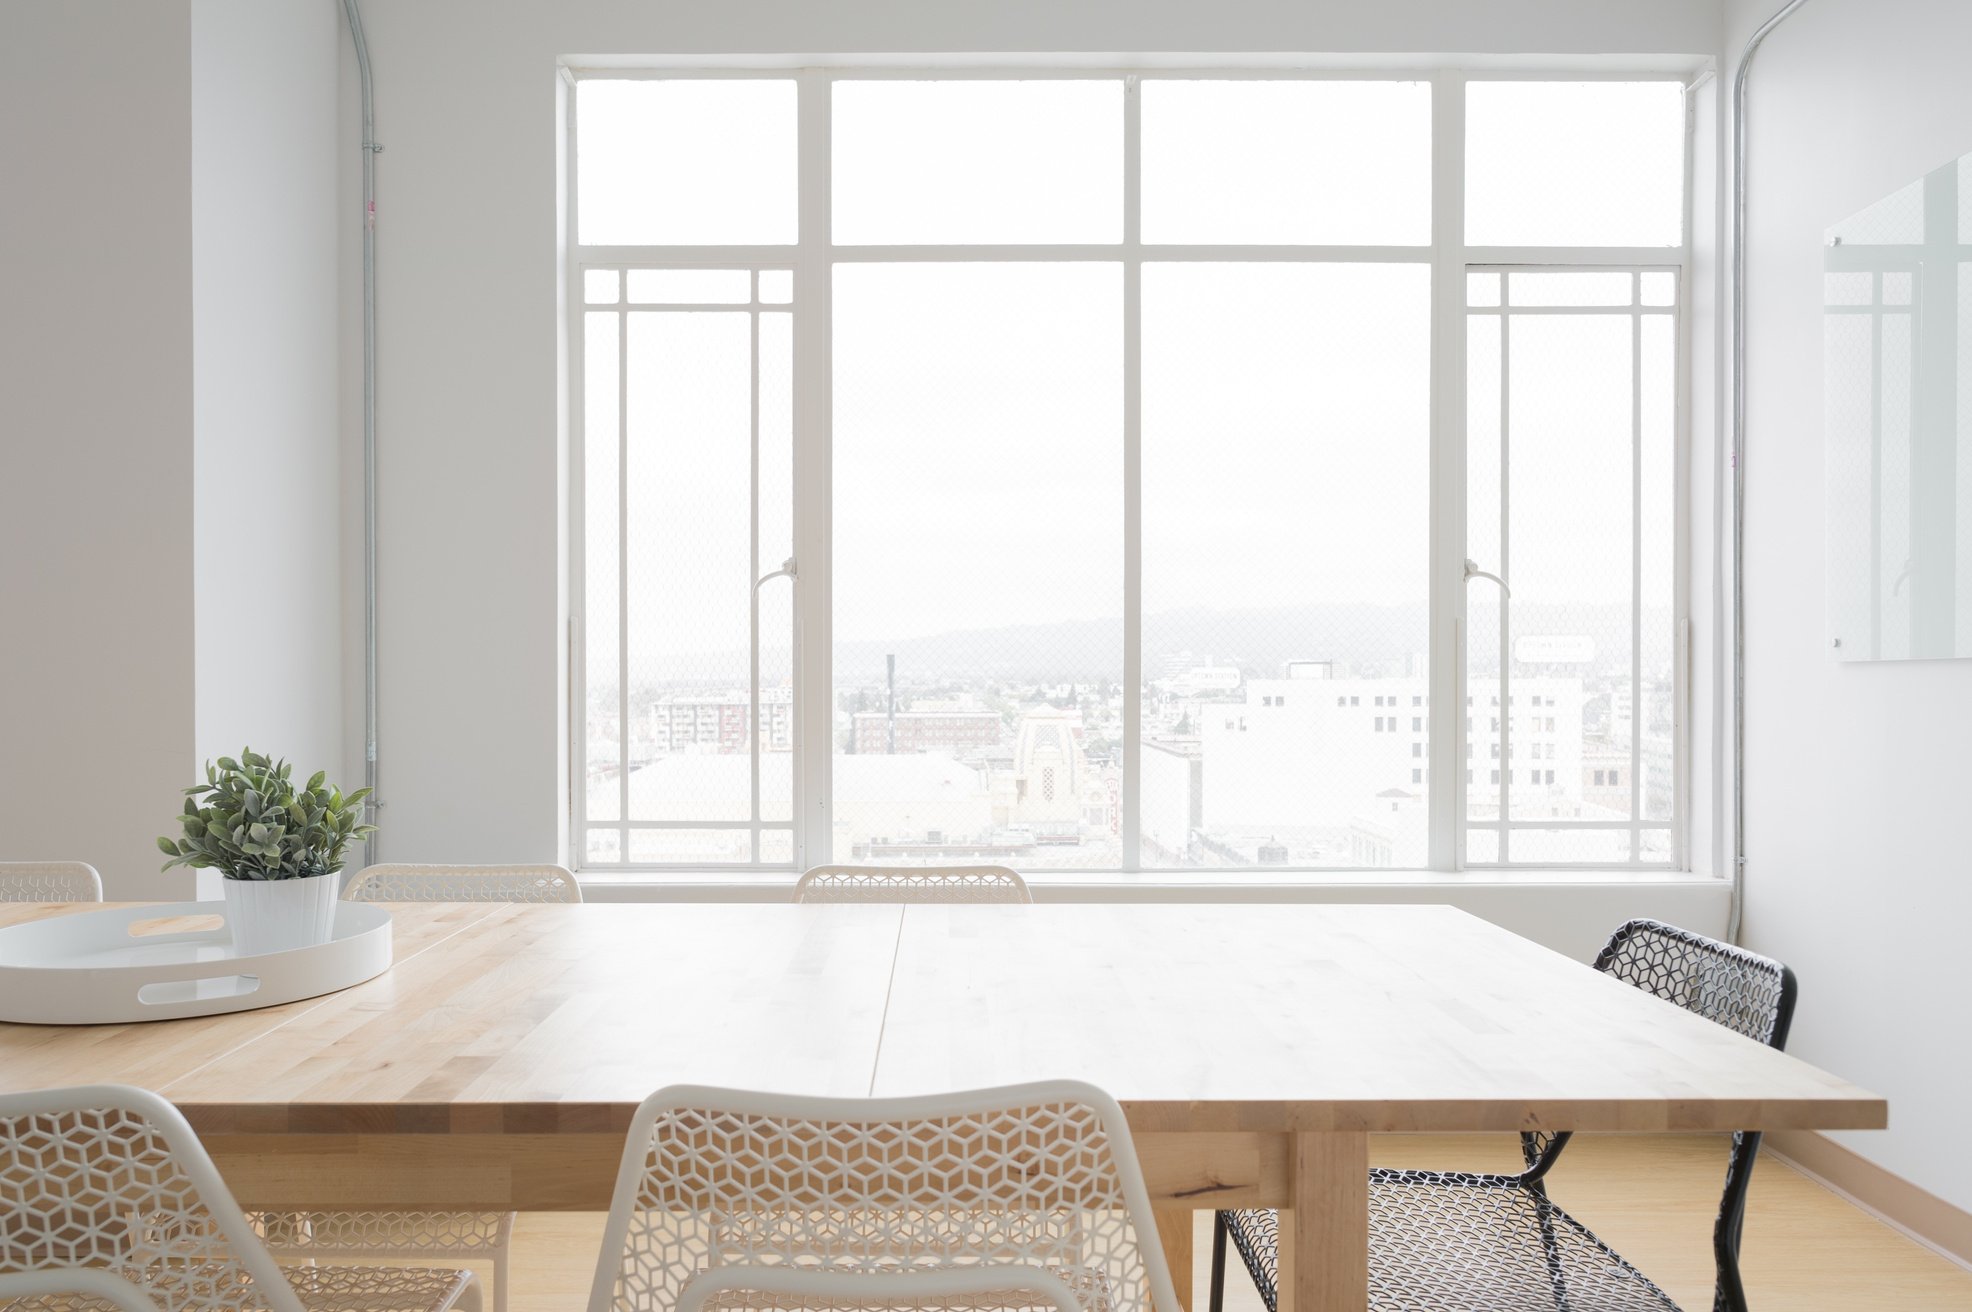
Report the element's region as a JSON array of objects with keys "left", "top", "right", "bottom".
[{"left": 0, "top": 900, "right": 393, "bottom": 1025}]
